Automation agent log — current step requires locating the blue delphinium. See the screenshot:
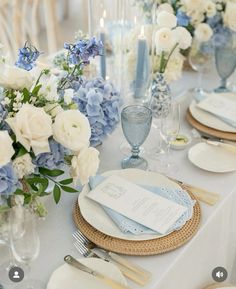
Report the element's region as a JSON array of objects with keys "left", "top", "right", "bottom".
[
  {"left": 0, "top": 163, "right": 18, "bottom": 201},
  {"left": 176, "top": 10, "right": 190, "bottom": 27},
  {"left": 33, "top": 139, "right": 67, "bottom": 169},
  {"left": 15, "top": 42, "right": 41, "bottom": 71},
  {"left": 73, "top": 77, "right": 120, "bottom": 146},
  {"left": 64, "top": 37, "right": 103, "bottom": 66}
]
